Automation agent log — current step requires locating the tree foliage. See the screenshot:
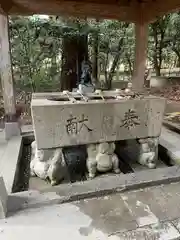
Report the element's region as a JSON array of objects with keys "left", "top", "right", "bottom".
[{"left": 8, "top": 12, "right": 180, "bottom": 93}]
